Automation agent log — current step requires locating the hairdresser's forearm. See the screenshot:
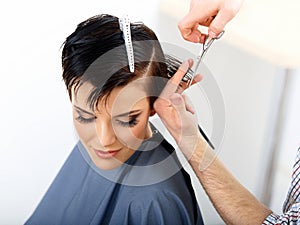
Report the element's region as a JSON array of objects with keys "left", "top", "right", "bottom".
[{"left": 187, "top": 137, "right": 272, "bottom": 225}]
